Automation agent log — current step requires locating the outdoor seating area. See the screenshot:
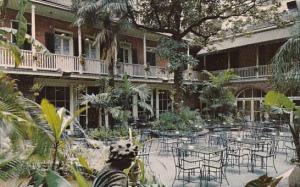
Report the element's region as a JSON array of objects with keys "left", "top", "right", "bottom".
[{"left": 133, "top": 122, "right": 297, "bottom": 186}]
